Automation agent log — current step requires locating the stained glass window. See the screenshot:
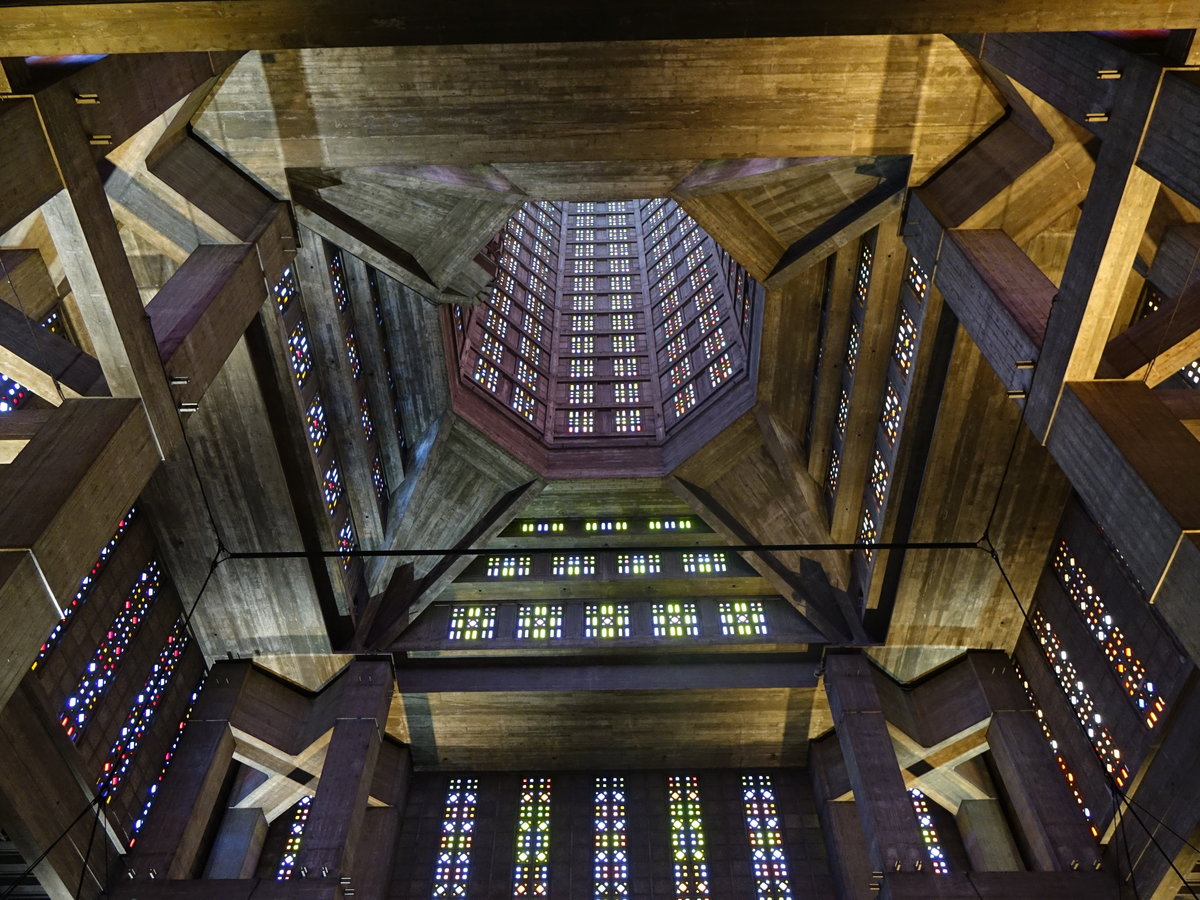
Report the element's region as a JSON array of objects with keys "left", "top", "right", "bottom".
[
  {"left": 33, "top": 507, "right": 136, "bottom": 670},
  {"left": 571, "top": 336, "right": 596, "bottom": 354},
  {"left": 359, "top": 396, "right": 376, "bottom": 440},
  {"left": 567, "top": 410, "right": 595, "bottom": 434},
  {"left": 337, "top": 520, "right": 356, "bottom": 569},
  {"left": 306, "top": 396, "right": 328, "bottom": 451},
  {"left": 488, "top": 556, "right": 531, "bottom": 578},
  {"left": 846, "top": 321, "right": 861, "bottom": 376},
  {"left": 612, "top": 313, "right": 636, "bottom": 331},
  {"left": 907, "top": 257, "right": 929, "bottom": 301},
  {"left": 614, "top": 409, "right": 643, "bottom": 433},
  {"left": 328, "top": 249, "right": 349, "bottom": 311},
  {"left": 273, "top": 267, "right": 297, "bottom": 313},
  {"left": 570, "top": 359, "right": 596, "bottom": 378},
  {"left": 857, "top": 510, "right": 878, "bottom": 565},
  {"left": 682, "top": 552, "right": 727, "bottom": 574},
  {"left": 672, "top": 383, "right": 697, "bottom": 418},
  {"left": 97, "top": 619, "right": 188, "bottom": 800},
  {"left": 512, "top": 389, "right": 537, "bottom": 421},
  {"left": 667, "top": 775, "right": 709, "bottom": 899},
  {"left": 0, "top": 373, "right": 28, "bottom": 413},
  {"left": 702, "top": 328, "right": 727, "bottom": 359},
  {"left": 129, "top": 677, "right": 204, "bottom": 846},
  {"left": 909, "top": 790, "right": 948, "bottom": 874},
  {"left": 720, "top": 601, "right": 768, "bottom": 636},
  {"left": 617, "top": 553, "right": 660, "bottom": 575},
  {"left": 1052, "top": 540, "right": 1165, "bottom": 727},
  {"left": 345, "top": 329, "right": 361, "bottom": 378},
  {"left": 870, "top": 450, "right": 890, "bottom": 508},
  {"left": 648, "top": 519, "right": 693, "bottom": 531},
  {"left": 61, "top": 561, "right": 160, "bottom": 740},
  {"left": 611, "top": 335, "right": 637, "bottom": 354},
  {"left": 569, "top": 383, "right": 596, "bottom": 405},
  {"left": 594, "top": 776, "right": 629, "bottom": 897},
  {"left": 707, "top": 354, "right": 733, "bottom": 387},
  {"left": 835, "top": 387, "right": 850, "bottom": 439},
  {"left": 585, "top": 520, "right": 628, "bottom": 532},
  {"left": 741, "top": 775, "right": 793, "bottom": 899},
  {"left": 474, "top": 357, "right": 501, "bottom": 392},
  {"left": 613, "top": 383, "right": 640, "bottom": 404},
  {"left": 448, "top": 606, "right": 497, "bottom": 641},
  {"left": 585, "top": 603, "right": 632, "bottom": 639},
  {"left": 521, "top": 521, "right": 564, "bottom": 533},
  {"left": 552, "top": 555, "right": 596, "bottom": 576},
  {"left": 276, "top": 796, "right": 313, "bottom": 881},
  {"left": 893, "top": 310, "right": 917, "bottom": 379},
  {"left": 433, "top": 778, "right": 479, "bottom": 897},
  {"left": 512, "top": 777, "right": 552, "bottom": 897},
  {"left": 612, "top": 357, "right": 638, "bottom": 377},
  {"left": 881, "top": 386, "right": 902, "bottom": 445},
  {"left": 516, "top": 605, "right": 564, "bottom": 640},
  {"left": 670, "top": 358, "right": 693, "bottom": 388},
  {"left": 288, "top": 322, "right": 313, "bottom": 389},
  {"left": 854, "top": 239, "right": 873, "bottom": 306},
  {"left": 322, "top": 462, "right": 342, "bottom": 515},
  {"left": 371, "top": 455, "right": 388, "bottom": 504},
  {"left": 652, "top": 602, "right": 700, "bottom": 638},
  {"left": 827, "top": 449, "right": 841, "bottom": 496},
  {"left": 1031, "top": 609, "right": 1129, "bottom": 786}
]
